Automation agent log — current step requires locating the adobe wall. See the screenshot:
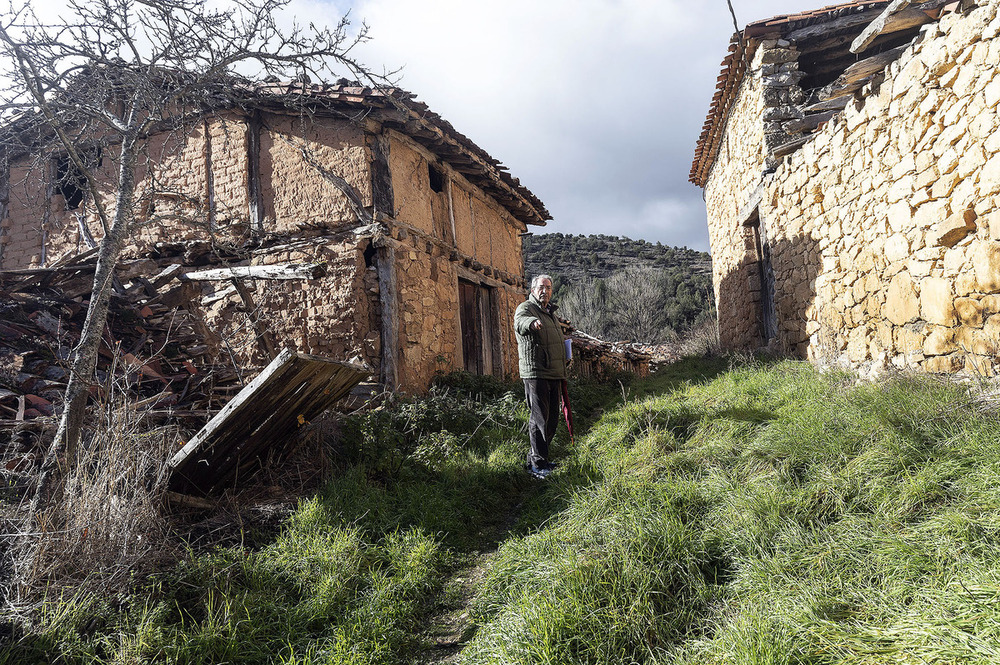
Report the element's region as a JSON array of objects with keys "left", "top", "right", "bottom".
[
  {"left": 261, "top": 115, "right": 372, "bottom": 231},
  {"left": 760, "top": 1, "right": 1000, "bottom": 376},
  {"left": 384, "top": 132, "right": 527, "bottom": 386},
  {"left": 0, "top": 111, "right": 375, "bottom": 269},
  {"left": 193, "top": 237, "right": 378, "bottom": 372},
  {"left": 703, "top": 47, "right": 771, "bottom": 349}
]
